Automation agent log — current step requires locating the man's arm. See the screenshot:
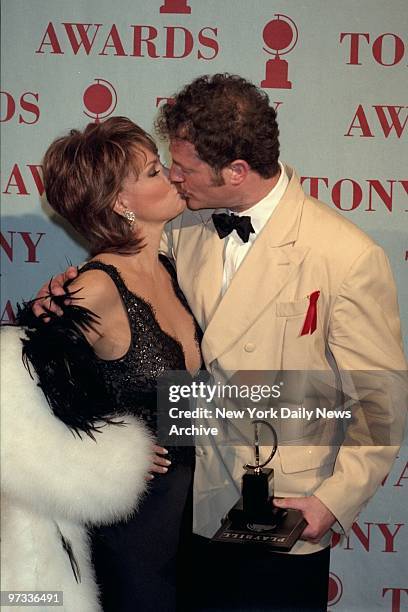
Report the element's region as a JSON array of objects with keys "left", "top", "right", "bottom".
[
  {"left": 160, "top": 220, "right": 175, "bottom": 259},
  {"left": 32, "top": 221, "right": 175, "bottom": 319},
  {"left": 311, "top": 244, "right": 407, "bottom": 533},
  {"left": 275, "top": 244, "right": 407, "bottom": 541},
  {"left": 32, "top": 265, "right": 79, "bottom": 317}
]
